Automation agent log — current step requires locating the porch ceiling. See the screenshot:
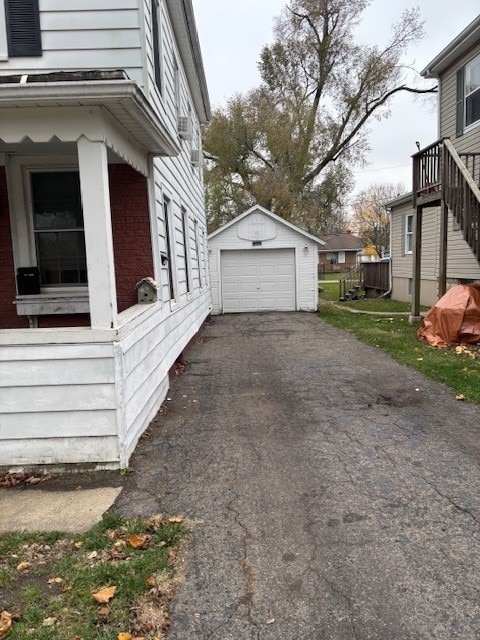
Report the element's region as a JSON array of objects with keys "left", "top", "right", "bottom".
[{"left": 0, "top": 79, "right": 180, "bottom": 158}]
